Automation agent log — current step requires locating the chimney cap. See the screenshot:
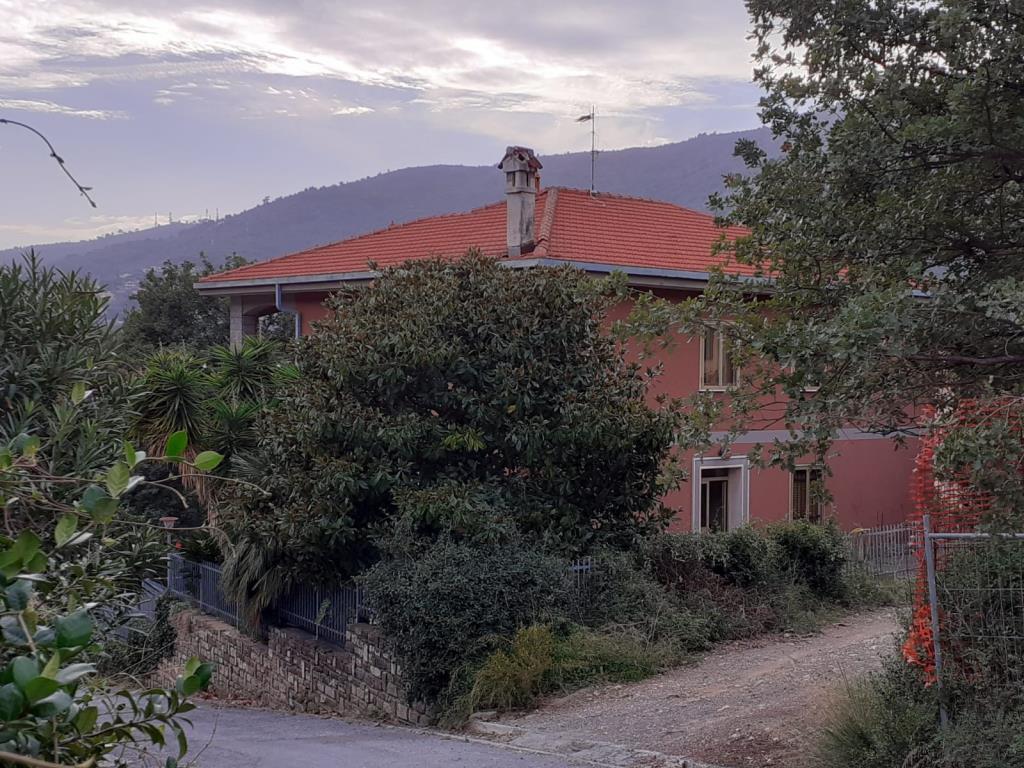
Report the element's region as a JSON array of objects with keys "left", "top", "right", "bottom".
[{"left": 497, "top": 146, "right": 542, "bottom": 172}]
